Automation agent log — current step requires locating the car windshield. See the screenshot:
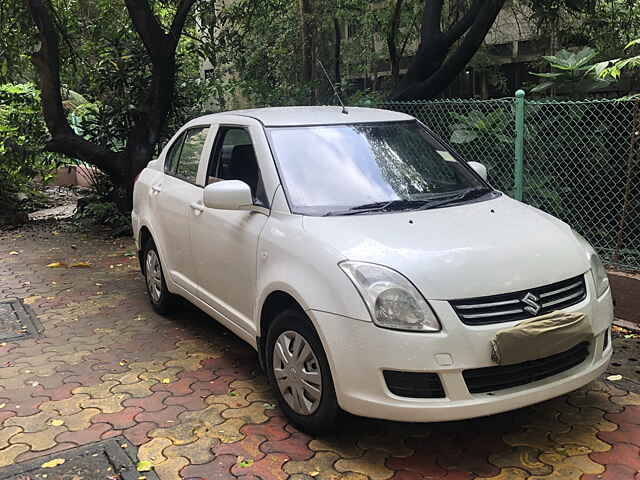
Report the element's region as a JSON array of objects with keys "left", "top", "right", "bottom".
[{"left": 267, "top": 121, "right": 491, "bottom": 216}]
